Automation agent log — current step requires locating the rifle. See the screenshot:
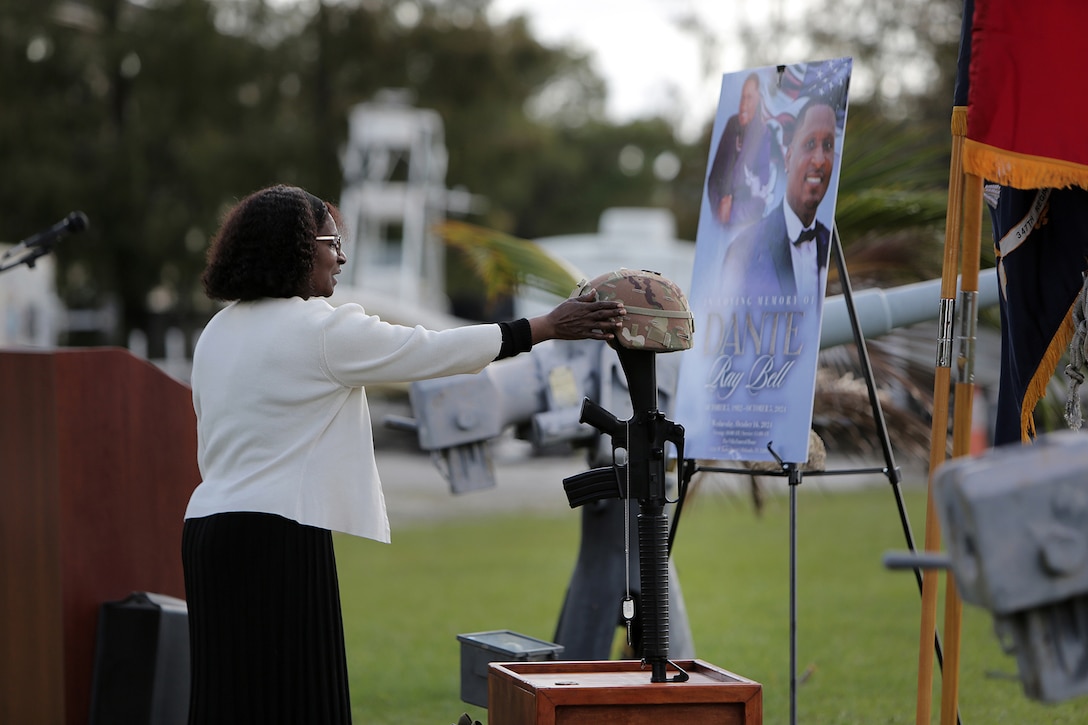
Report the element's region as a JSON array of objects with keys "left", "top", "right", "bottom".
[{"left": 562, "top": 349, "right": 689, "bottom": 683}]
